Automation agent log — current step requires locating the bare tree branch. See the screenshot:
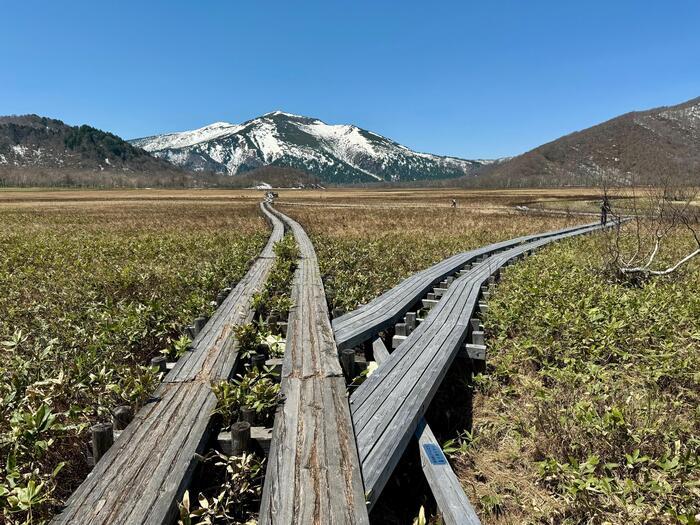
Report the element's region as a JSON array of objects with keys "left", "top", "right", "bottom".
[{"left": 599, "top": 170, "right": 700, "bottom": 279}]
